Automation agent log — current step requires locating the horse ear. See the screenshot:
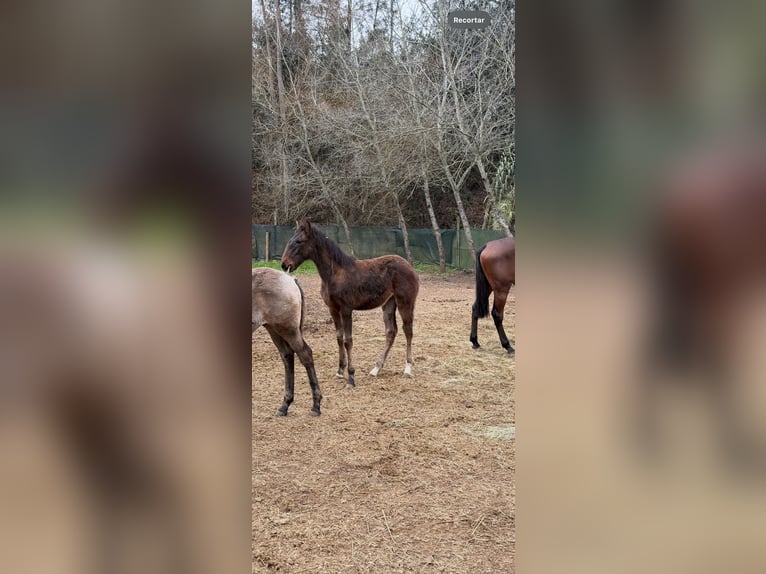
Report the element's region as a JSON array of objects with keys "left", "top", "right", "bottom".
[
  {"left": 302, "top": 220, "right": 312, "bottom": 233},
  {"left": 295, "top": 220, "right": 300, "bottom": 229}
]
